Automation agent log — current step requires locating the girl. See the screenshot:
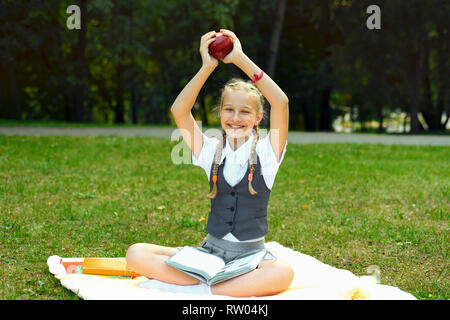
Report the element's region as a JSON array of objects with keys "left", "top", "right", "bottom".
[{"left": 126, "top": 29, "right": 293, "bottom": 297}]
